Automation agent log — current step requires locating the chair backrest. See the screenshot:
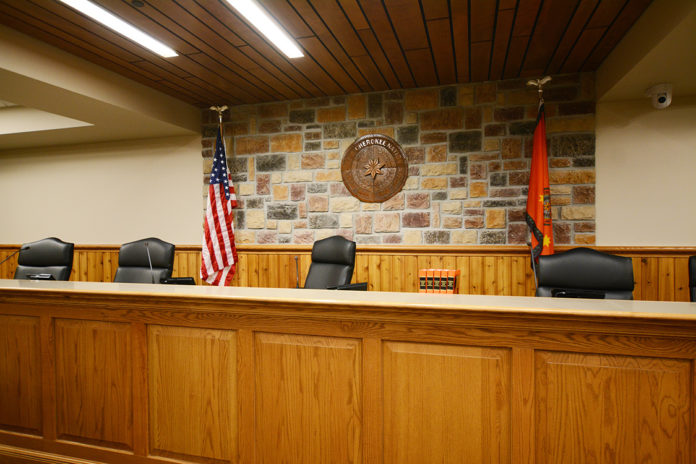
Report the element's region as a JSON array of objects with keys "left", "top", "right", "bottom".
[
  {"left": 113, "top": 237, "right": 175, "bottom": 284},
  {"left": 304, "top": 236, "right": 356, "bottom": 289},
  {"left": 14, "top": 237, "right": 74, "bottom": 281},
  {"left": 689, "top": 256, "right": 696, "bottom": 302},
  {"left": 535, "top": 247, "right": 634, "bottom": 300}
]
